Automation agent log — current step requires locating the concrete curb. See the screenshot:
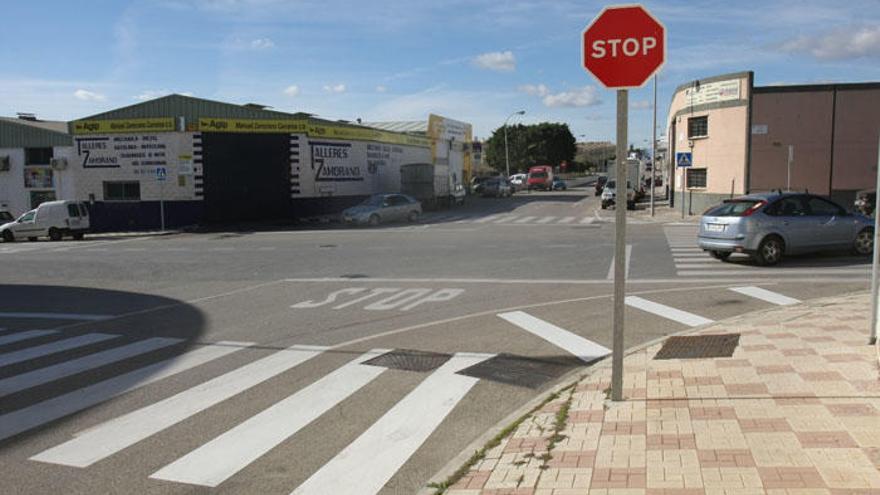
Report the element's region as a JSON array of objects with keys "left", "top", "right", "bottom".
[{"left": 418, "top": 289, "right": 871, "bottom": 494}]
